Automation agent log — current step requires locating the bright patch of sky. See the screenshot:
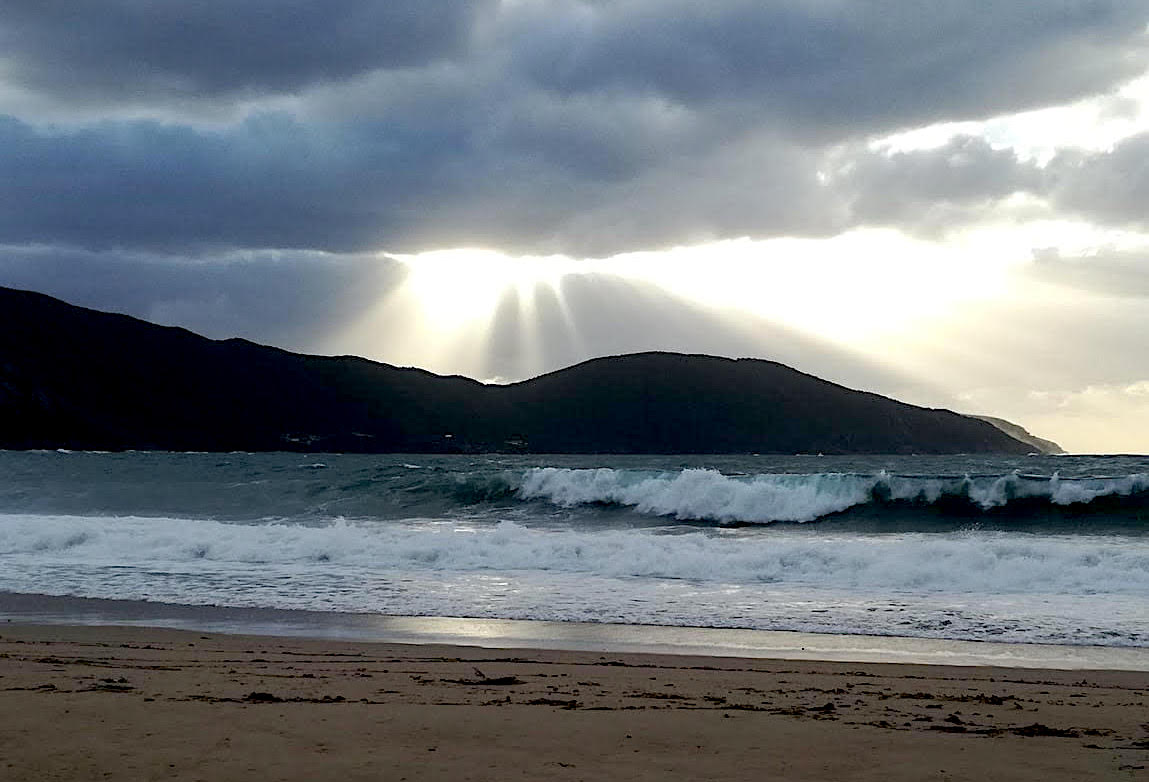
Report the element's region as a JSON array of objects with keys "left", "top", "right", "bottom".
[{"left": 873, "top": 74, "right": 1149, "bottom": 163}]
